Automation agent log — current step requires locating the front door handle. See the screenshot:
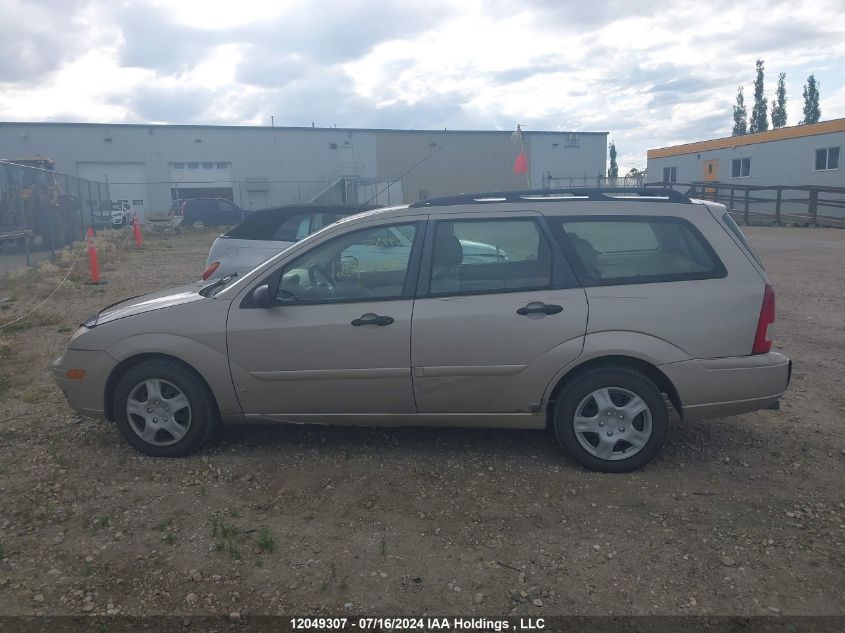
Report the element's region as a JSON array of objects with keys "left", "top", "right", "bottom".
[
  {"left": 516, "top": 303, "right": 563, "bottom": 316},
  {"left": 351, "top": 314, "right": 395, "bottom": 326}
]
